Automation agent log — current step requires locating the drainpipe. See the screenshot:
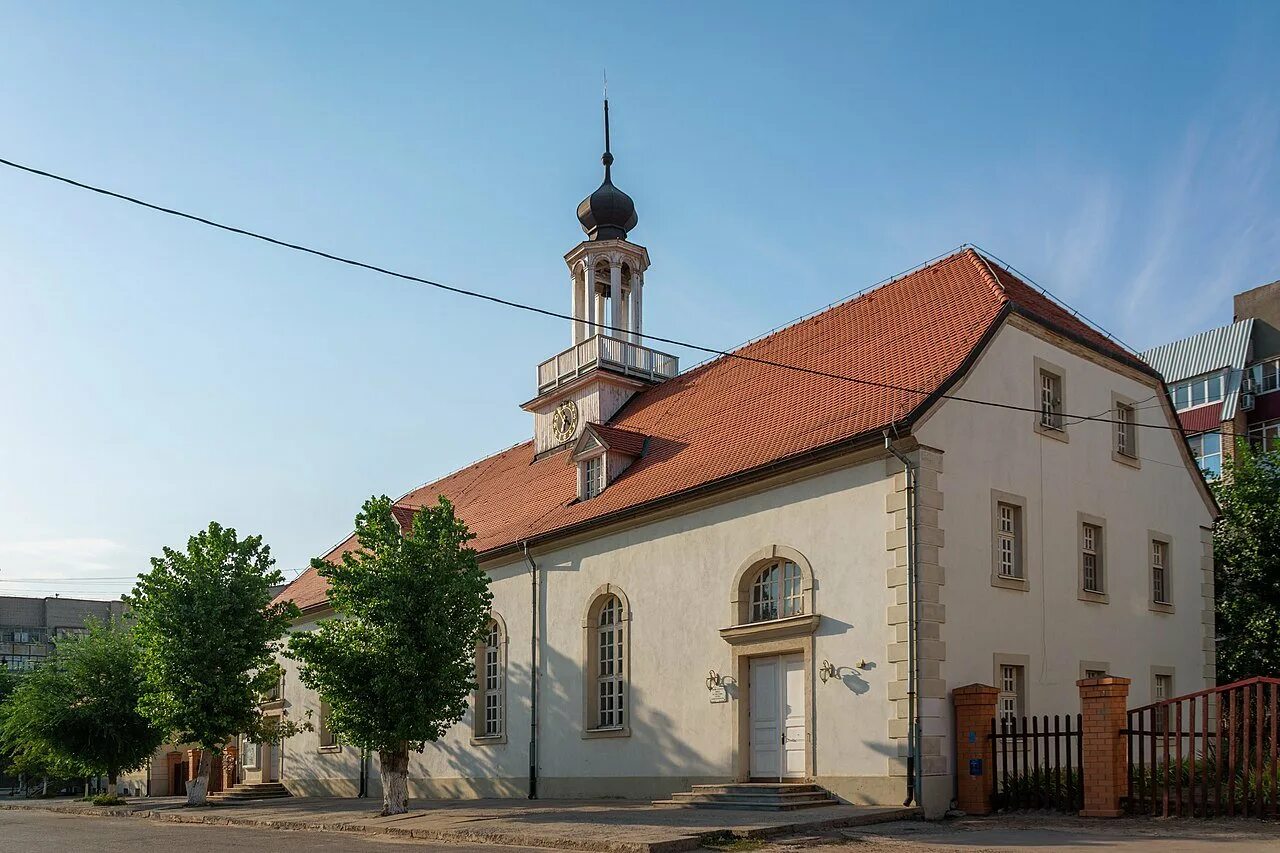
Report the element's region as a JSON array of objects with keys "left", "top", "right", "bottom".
[
  {"left": 358, "top": 747, "right": 369, "bottom": 797},
  {"left": 885, "top": 434, "right": 921, "bottom": 808},
  {"left": 522, "top": 541, "right": 540, "bottom": 800}
]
